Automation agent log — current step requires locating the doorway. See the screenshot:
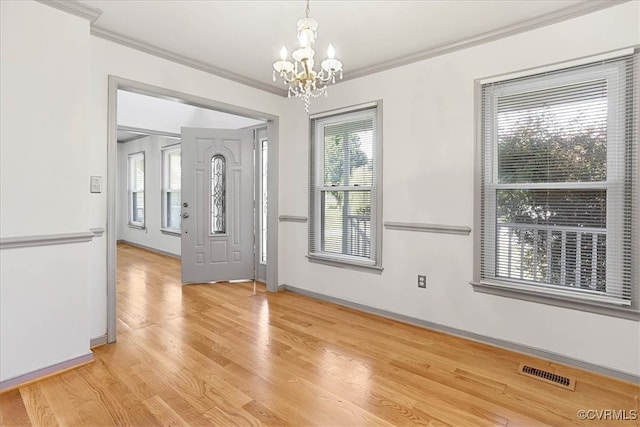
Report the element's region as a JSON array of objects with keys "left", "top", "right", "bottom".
[{"left": 107, "top": 76, "right": 280, "bottom": 343}]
